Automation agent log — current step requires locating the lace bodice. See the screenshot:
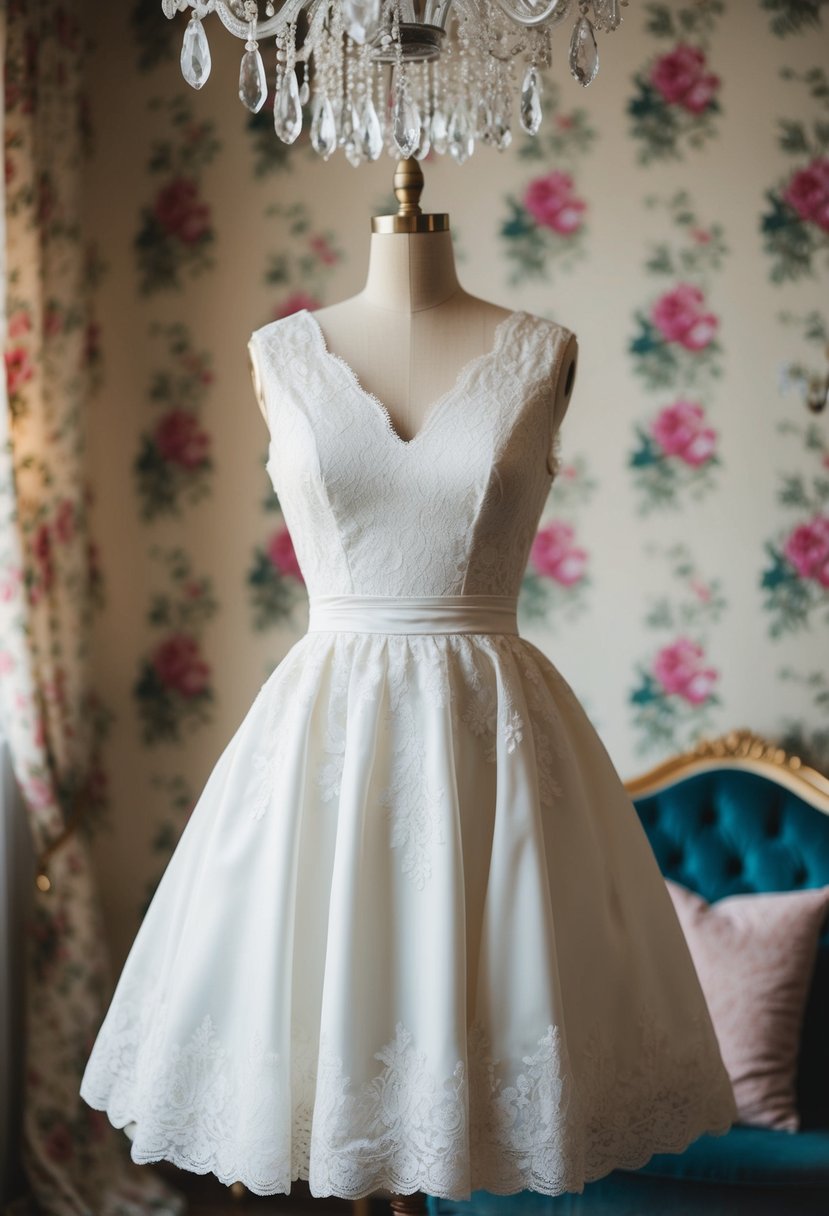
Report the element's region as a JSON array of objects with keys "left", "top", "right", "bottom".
[{"left": 248, "top": 309, "right": 573, "bottom": 599}]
